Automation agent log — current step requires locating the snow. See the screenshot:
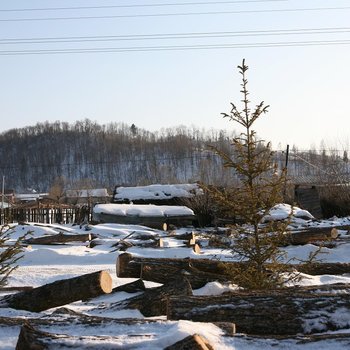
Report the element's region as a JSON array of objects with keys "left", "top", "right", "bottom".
[
  {"left": 114, "top": 183, "right": 202, "bottom": 201},
  {"left": 93, "top": 203, "right": 195, "bottom": 217},
  {"left": 2, "top": 209, "right": 350, "bottom": 349},
  {"left": 263, "top": 203, "right": 315, "bottom": 222}
]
